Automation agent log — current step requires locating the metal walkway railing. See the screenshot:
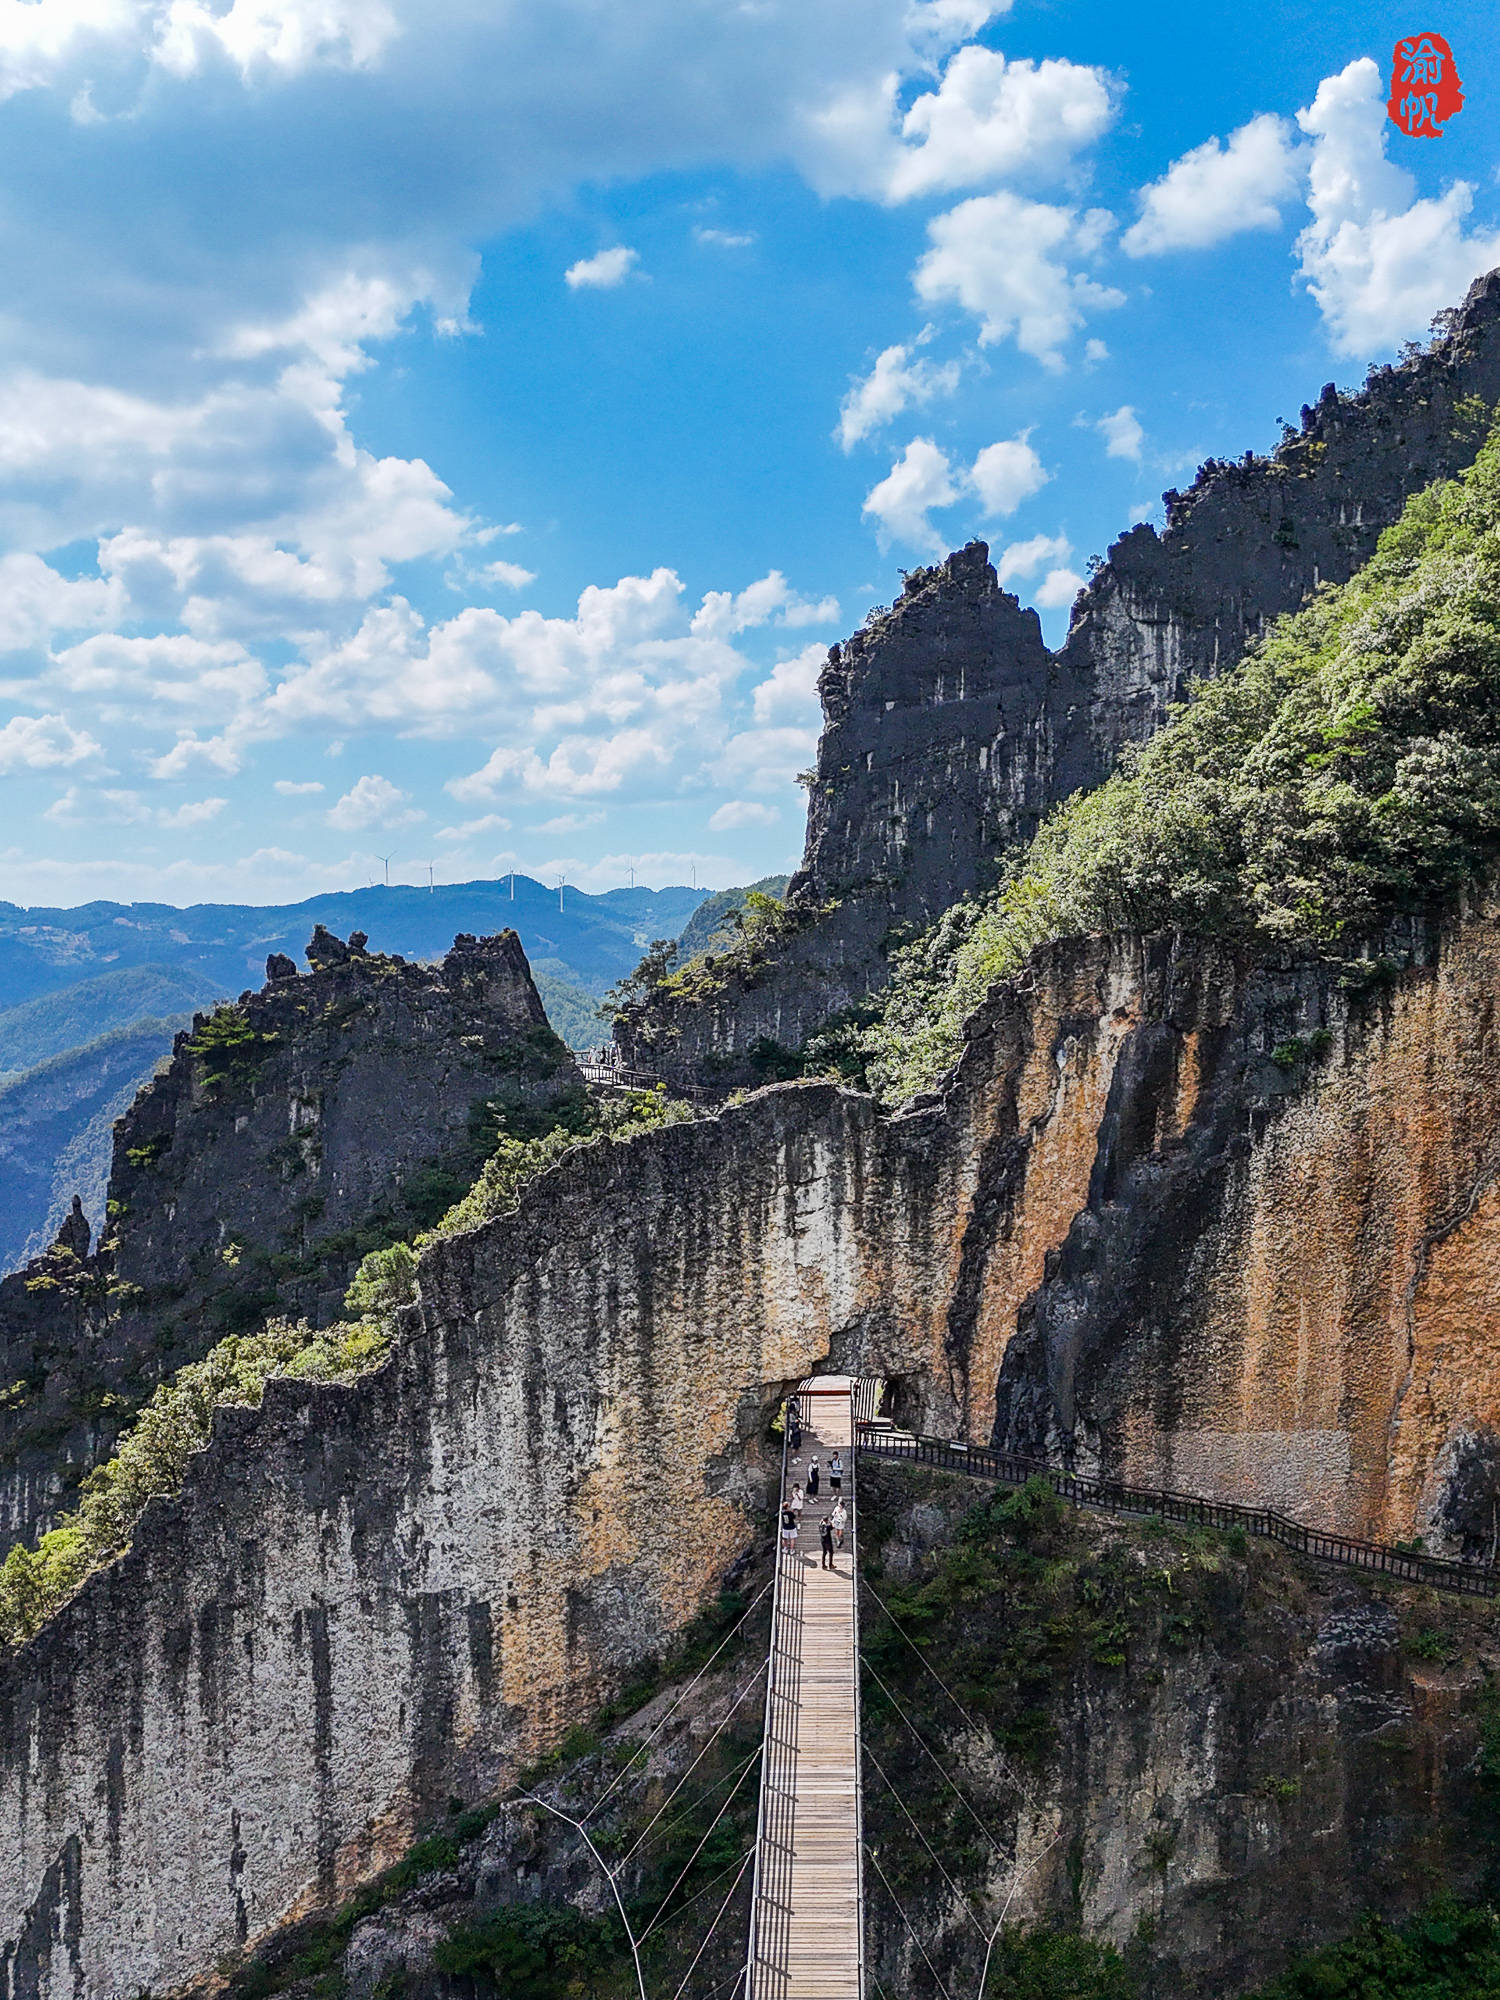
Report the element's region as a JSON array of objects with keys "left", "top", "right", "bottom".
[{"left": 856, "top": 1430, "right": 1500, "bottom": 1599}]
